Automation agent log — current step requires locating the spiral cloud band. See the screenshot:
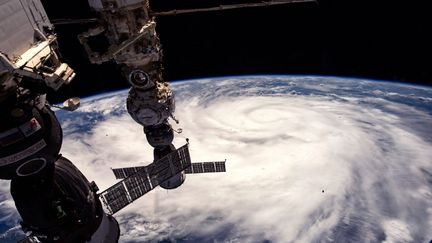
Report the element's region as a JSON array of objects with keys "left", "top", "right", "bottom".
[{"left": 1, "top": 76, "right": 431, "bottom": 242}]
